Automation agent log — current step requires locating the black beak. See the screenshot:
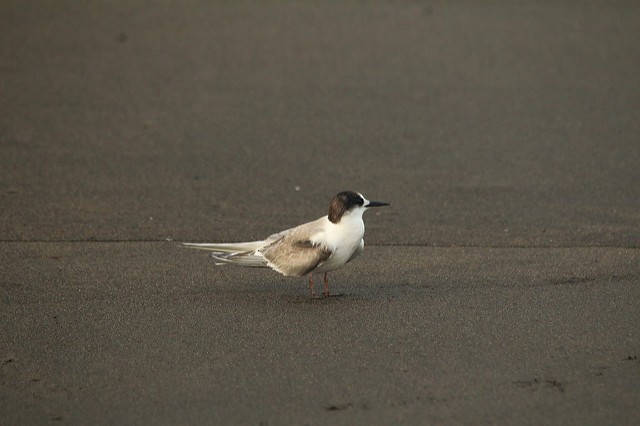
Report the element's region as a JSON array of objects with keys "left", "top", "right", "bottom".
[{"left": 365, "top": 201, "right": 390, "bottom": 208}]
